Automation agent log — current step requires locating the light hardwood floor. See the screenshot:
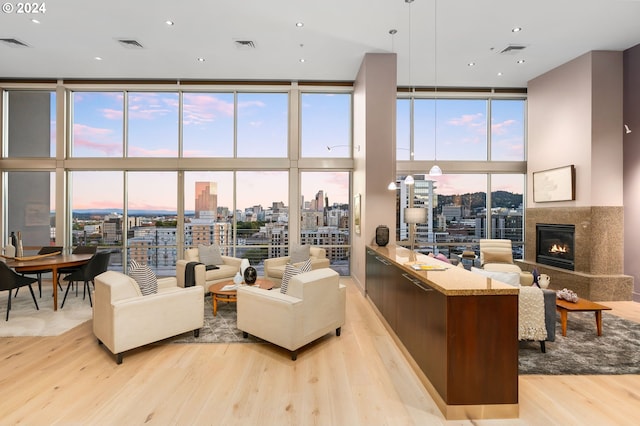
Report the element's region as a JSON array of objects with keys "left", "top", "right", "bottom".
[{"left": 1, "top": 280, "right": 639, "bottom": 425}]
